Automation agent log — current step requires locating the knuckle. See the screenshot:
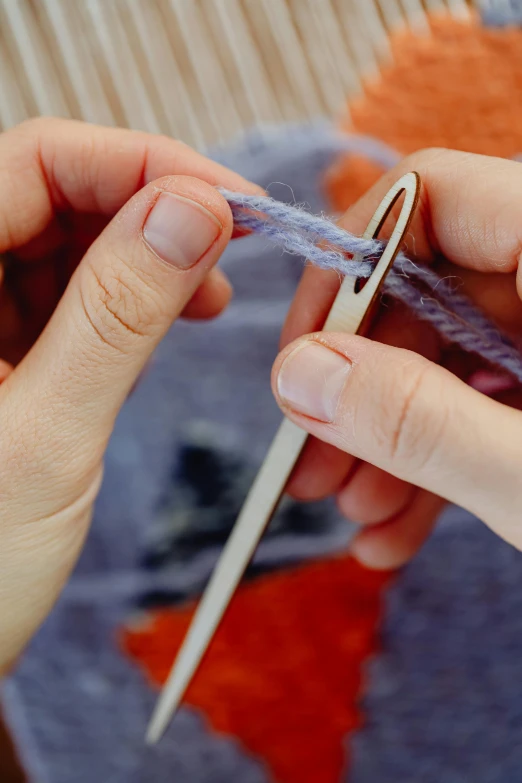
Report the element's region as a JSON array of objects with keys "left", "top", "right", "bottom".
[
  {"left": 14, "top": 116, "right": 53, "bottom": 136},
  {"left": 10, "top": 116, "right": 64, "bottom": 144},
  {"left": 376, "top": 358, "right": 446, "bottom": 475},
  {"left": 403, "top": 147, "right": 451, "bottom": 169},
  {"left": 80, "top": 254, "right": 162, "bottom": 353}
]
